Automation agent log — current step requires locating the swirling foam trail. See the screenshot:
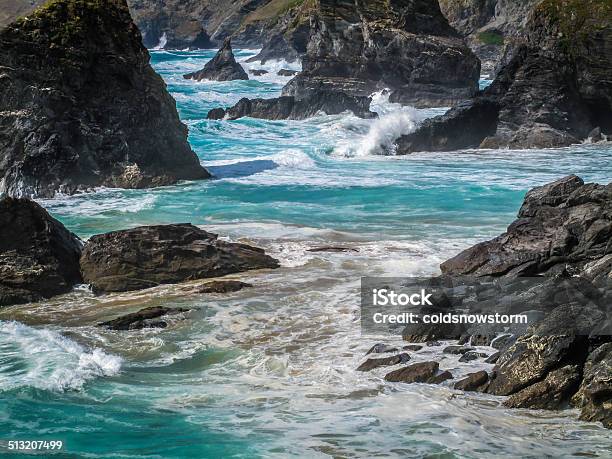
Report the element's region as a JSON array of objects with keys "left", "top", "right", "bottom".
[{"left": 0, "top": 321, "right": 121, "bottom": 392}]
